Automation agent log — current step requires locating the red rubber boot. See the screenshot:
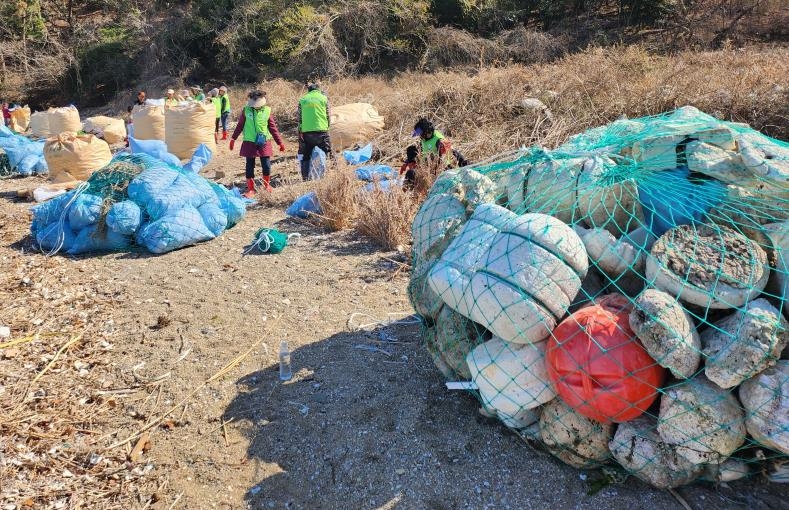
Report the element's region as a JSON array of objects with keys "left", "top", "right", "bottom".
[
  {"left": 222, "top": 130, "right": 228, "bottom": 140},
  {"left": 263, "top": 175, "right": 273, "bottom": 192},
  {"left": 243, "top": 178, "right": 256, "bottom": 198}
]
